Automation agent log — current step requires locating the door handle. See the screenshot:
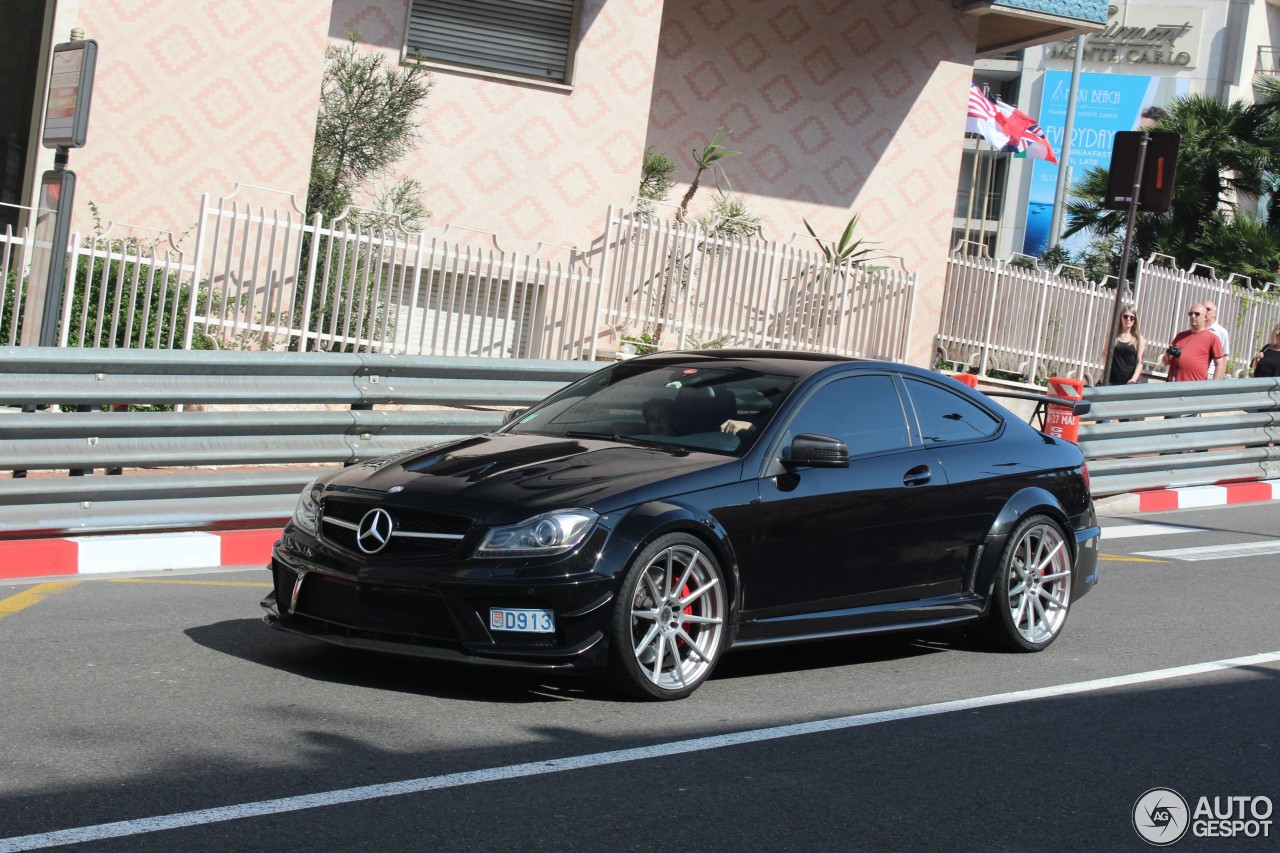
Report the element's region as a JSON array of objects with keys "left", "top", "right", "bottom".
[{"left": 903, "top": 465, "right": 931, "bottom": 487}]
